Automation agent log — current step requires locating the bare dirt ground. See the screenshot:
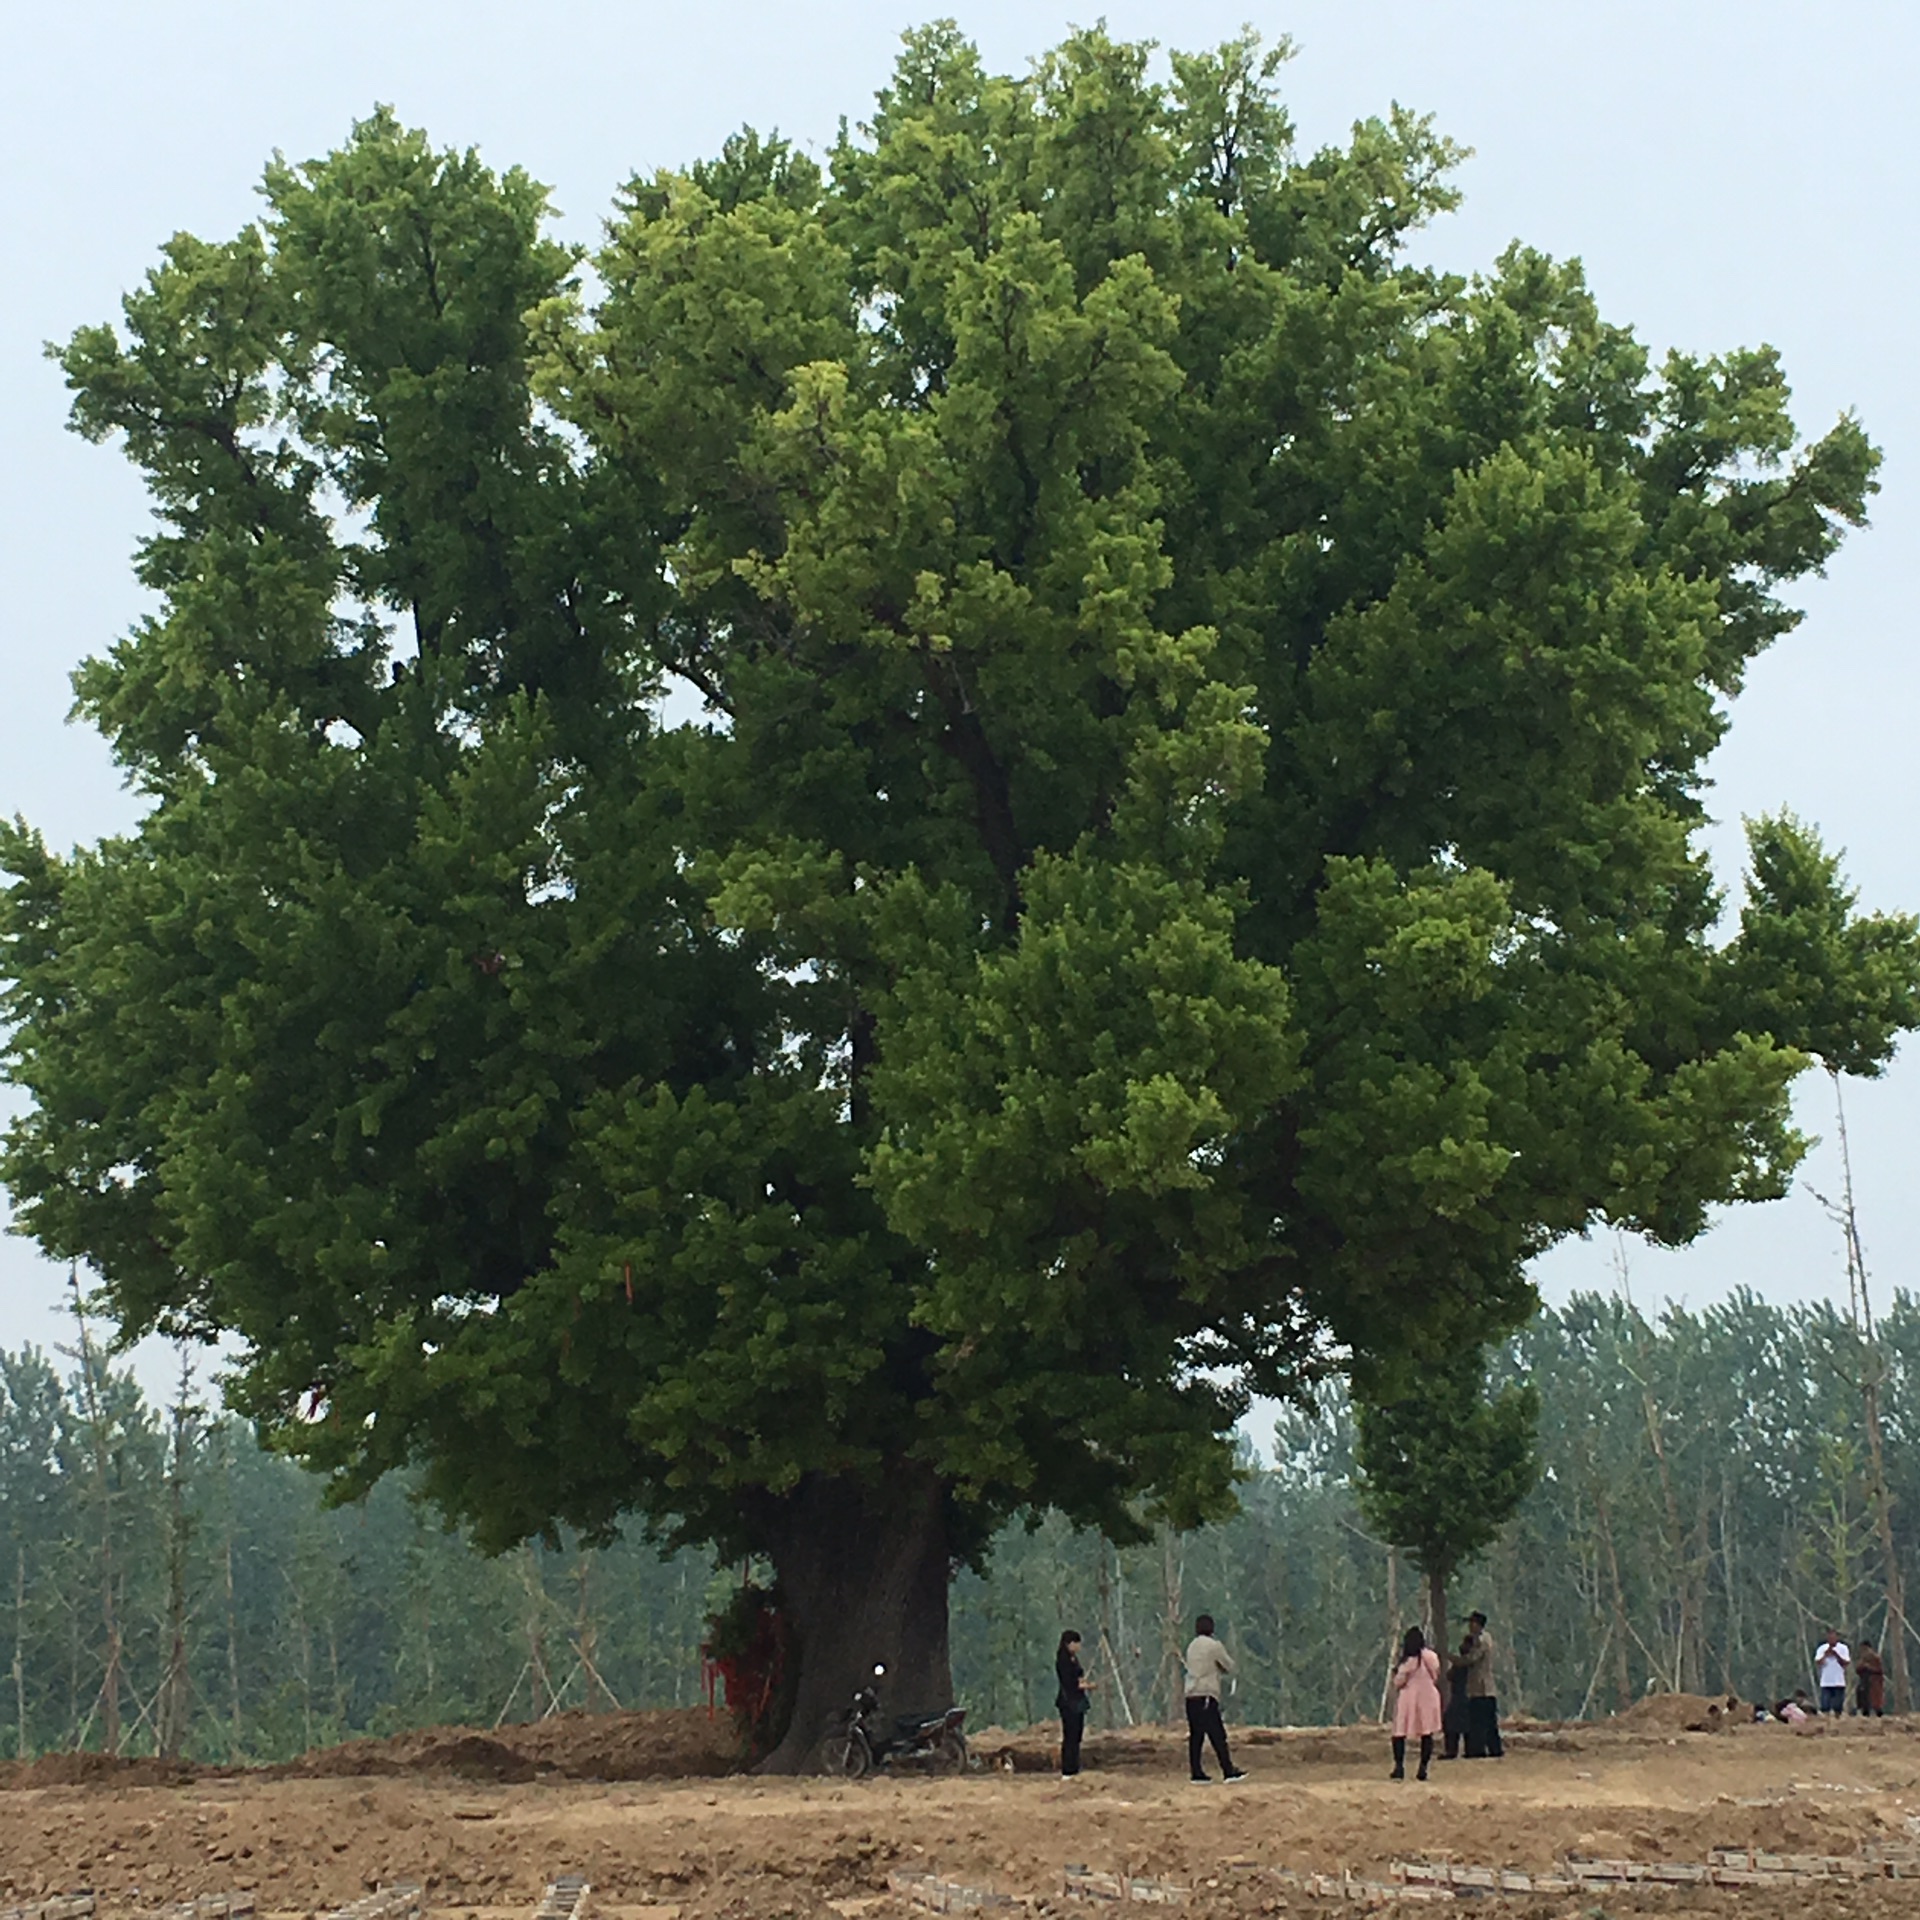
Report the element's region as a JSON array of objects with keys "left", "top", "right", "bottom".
[{"left": 8, "top": 1700, "right": 1920, "bottom": 1917}]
